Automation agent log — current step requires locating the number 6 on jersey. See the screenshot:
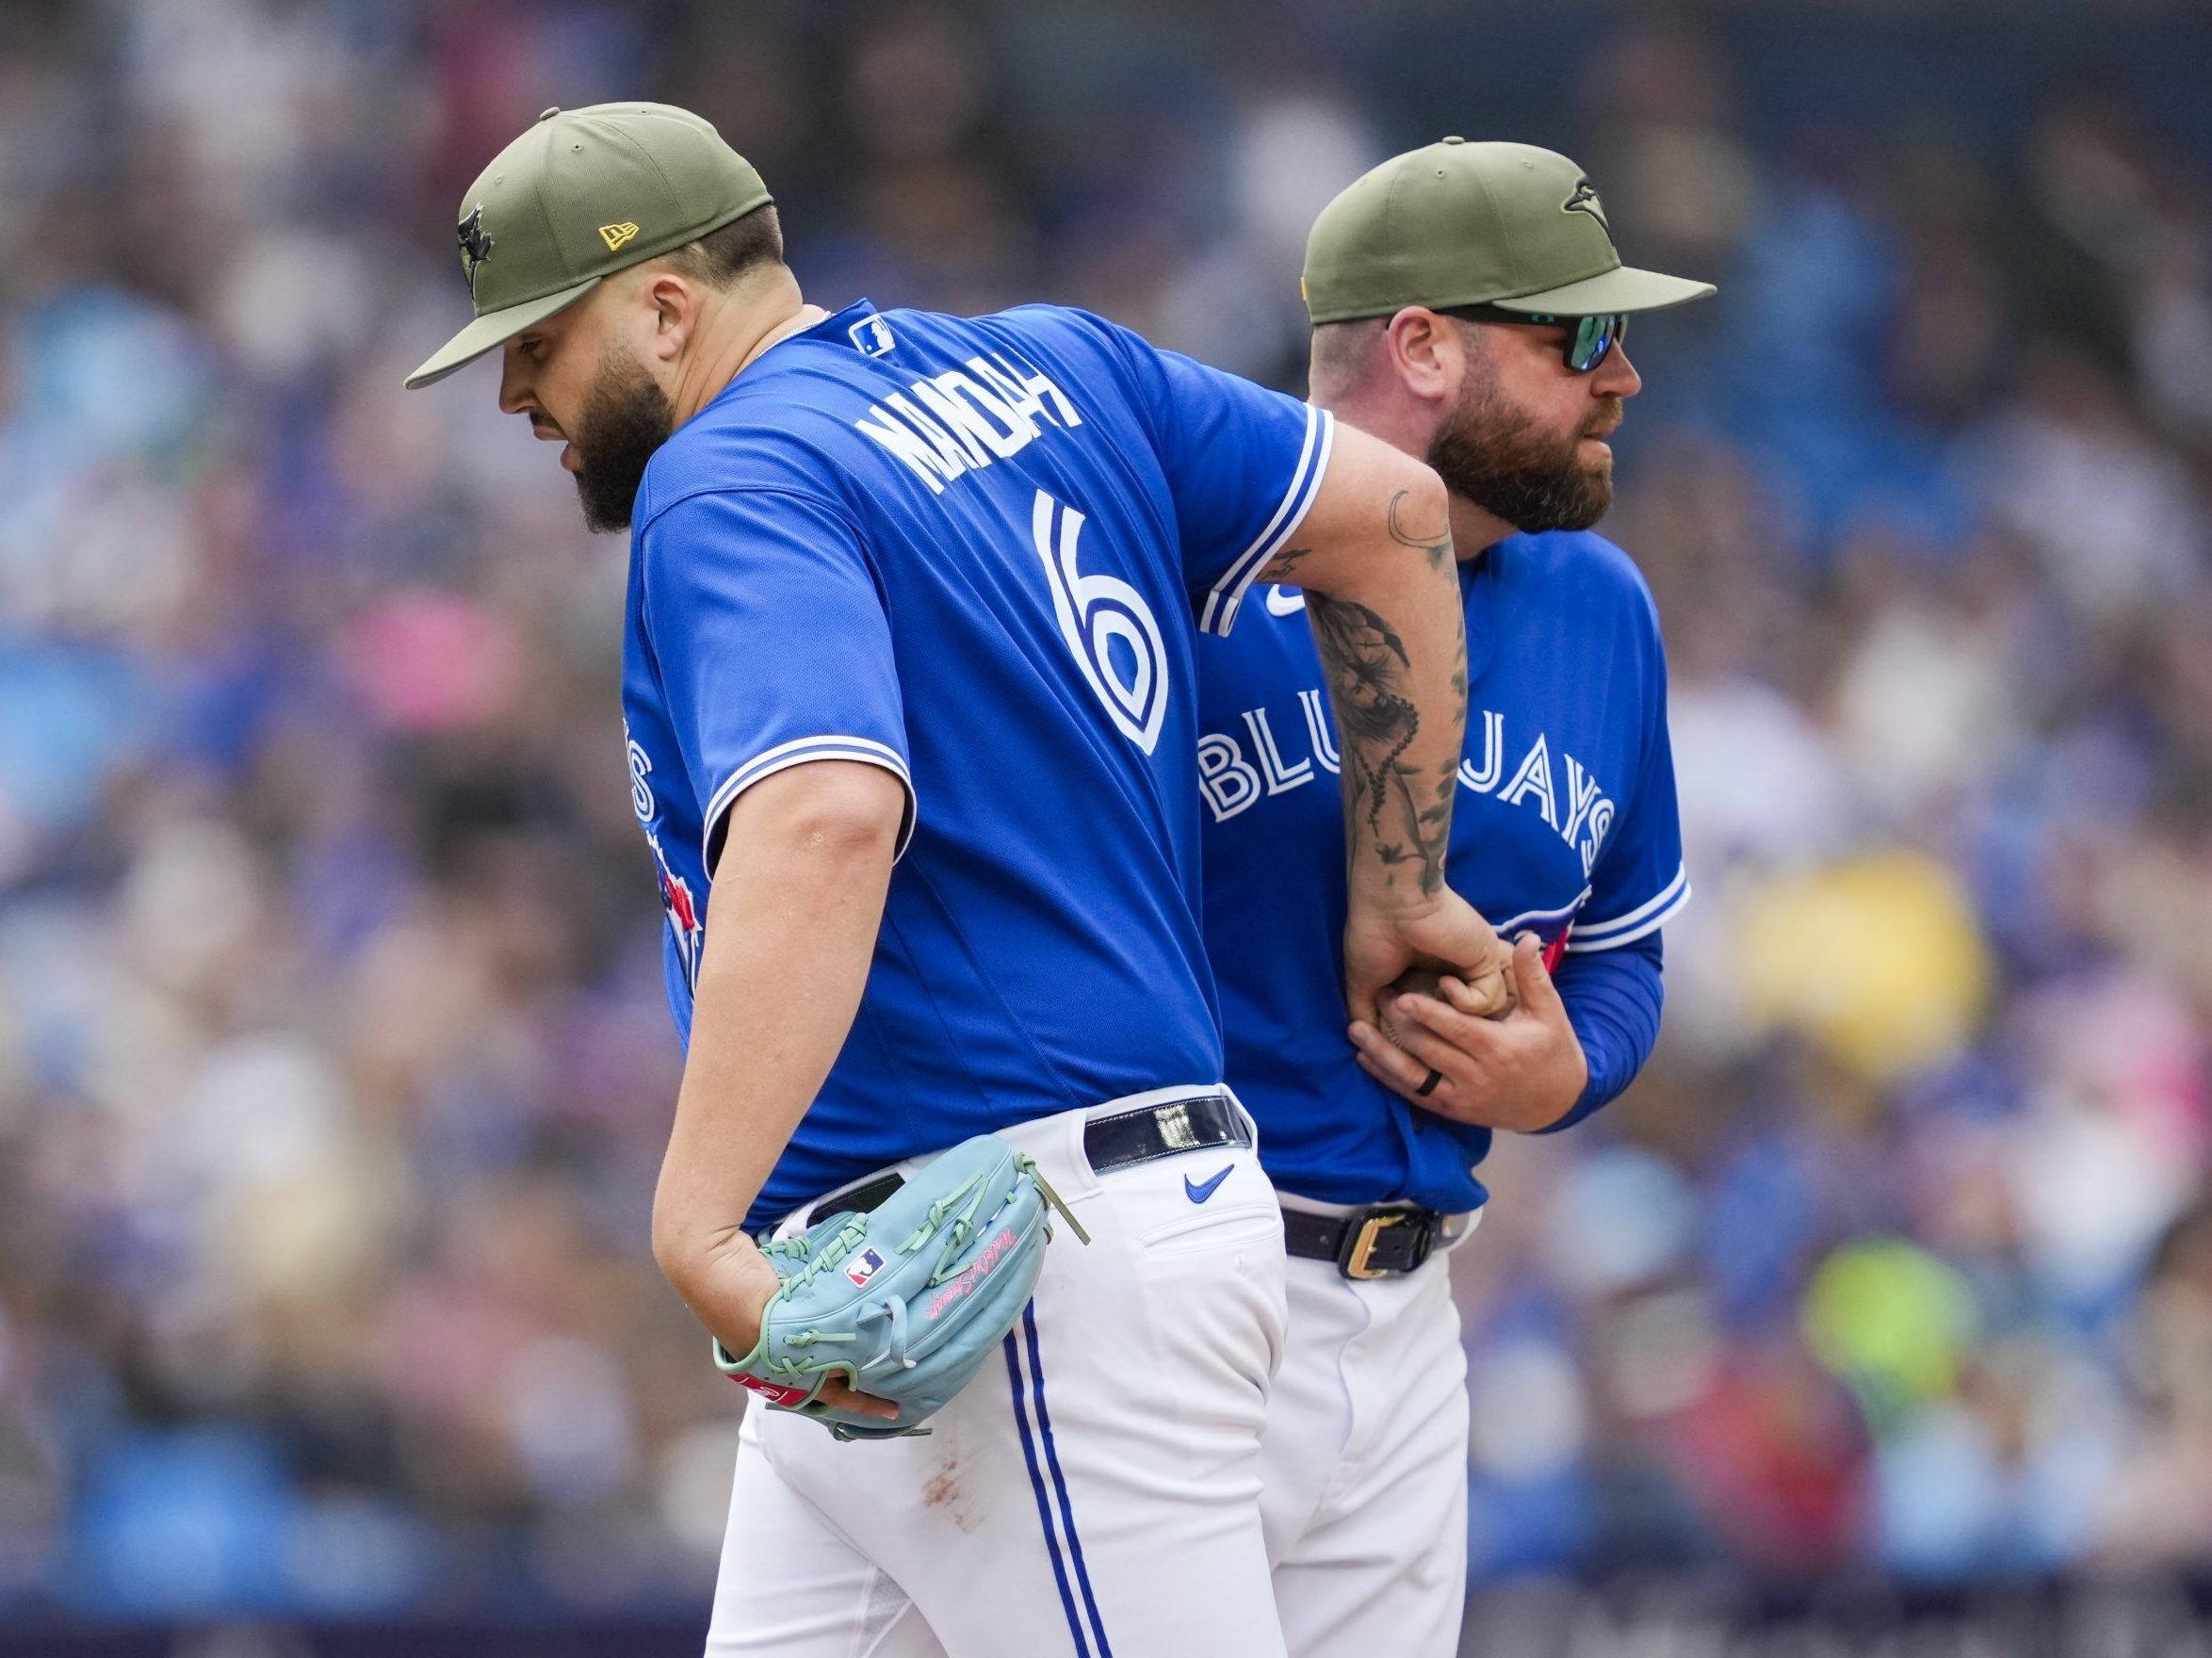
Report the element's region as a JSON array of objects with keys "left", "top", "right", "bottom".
[{"left": 1033, "top": 489, "right": 1168, "bottom": 754}]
